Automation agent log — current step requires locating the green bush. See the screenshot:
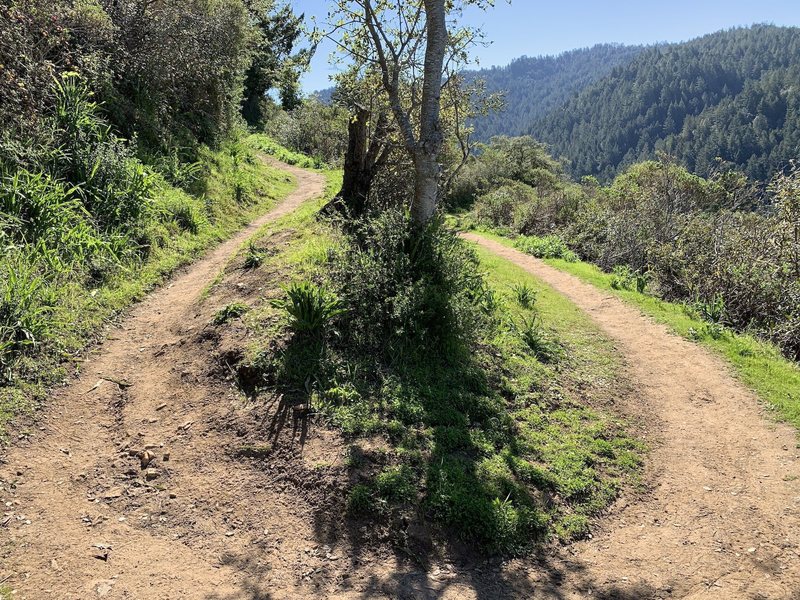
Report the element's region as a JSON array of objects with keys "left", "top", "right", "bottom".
[
  {"left": 514, "top": 235, "right": 578, "bottom": 262},
  {"left": 511, "top": 282, "right": 537, "bottom": 309},
  {"left": 328, "top": 209, "right": 495, "bottom": 359},
  {"left": 0, "top": 253, "right": 55, "bottom": 377}
]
